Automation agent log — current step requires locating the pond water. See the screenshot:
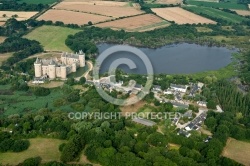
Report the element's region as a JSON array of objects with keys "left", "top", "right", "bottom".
[{"left": 97, "top": 43, "right": 237, "bottom": 74}]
